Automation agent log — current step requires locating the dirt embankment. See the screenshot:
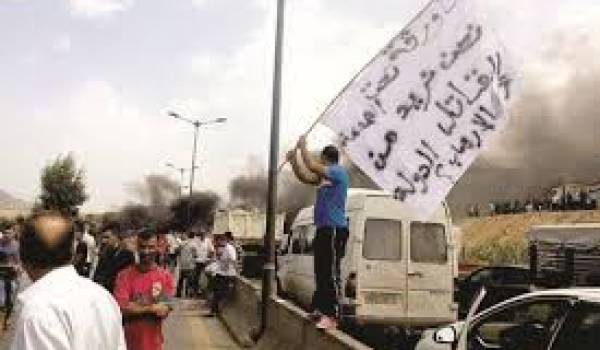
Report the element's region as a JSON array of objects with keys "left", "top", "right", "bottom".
[{"left": 459, "top": 211, "right": 600, "bottom": 265}]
